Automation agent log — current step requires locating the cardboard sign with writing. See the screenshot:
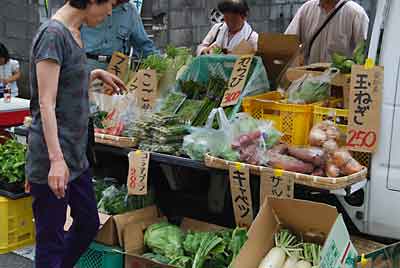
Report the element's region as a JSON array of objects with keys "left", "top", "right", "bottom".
[
  {"left": 260, "top": 169, "right": 295, "bottom": 204},
  {"left": 346, "top": 65, "right": 384, "bottom": 152},
  {"left": 221, "top": 55, "right": 253, "bottom": 107},
  {"left": 229, "top": 164, "right": 253, "bottom": 228},
  {"left": 127, "top": 150, "right": 150, "bottom": 196},
  {"left": 103, "top": 52, "right": 129, "bottom": 95},
  {"left": 136, "top": 69, "right": 158, "bottom": 111},
  {"left": 107, "top": 52, "right": 129, "bottom": 81}
]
